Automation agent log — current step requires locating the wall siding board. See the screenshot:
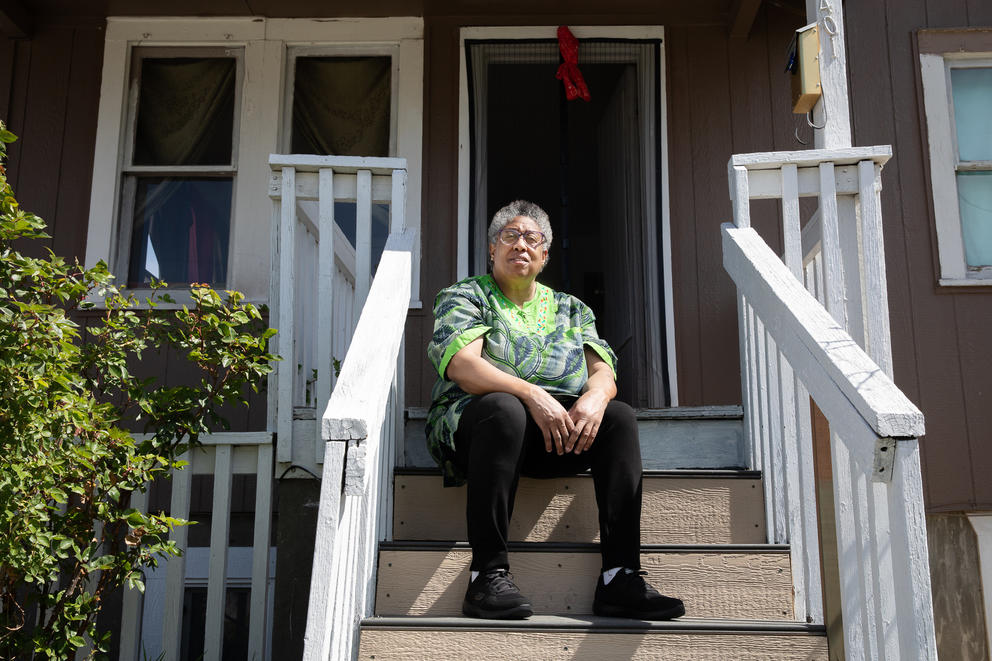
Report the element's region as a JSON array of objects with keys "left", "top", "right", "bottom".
[
  {"left": 925, "top": 0, "right": 970, "bottom": 29},
  {"left": 5, "top": 39, "right": 31, "bottom": 193},
  {"left": 728, "top": 9, "right": 783, "bottom": 257},
  {"left": 841, "top": 0, "right": 987, "bottom": 510},
  {"left": 0, "top": 38, "right": 15, "bottom": 123},
  {"left": 53, "top": 26, "right": 103, "bottom": 262},
  {"left": 965, "top": 0, "right": 992, "bottom": 25},
  {"left": 685, "top": 26, "right": 739, "bottom": 405},
  {"left": 845, "top": 0, "right": 923, "bottom": 409},
  {"left": 15, "top": 25, "right": 72, "bottom": 259},
  {"left": 955, "top": 299, "right": 992, "bottom": 508},
  {"left": 666, "top": 26, "right": 702, "bottom": 405}
]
